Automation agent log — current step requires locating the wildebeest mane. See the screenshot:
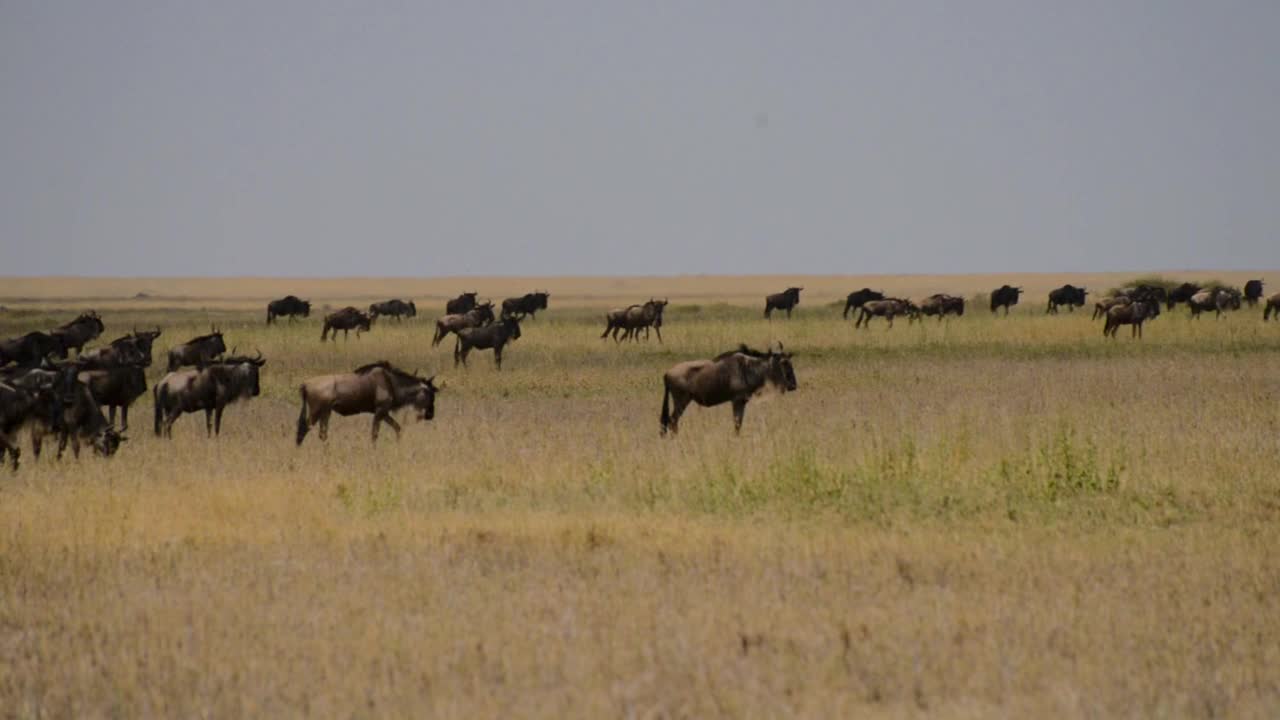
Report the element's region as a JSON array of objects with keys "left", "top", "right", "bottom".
[
  {"left": 714, "top": 344, "right": 768, "bottom": 361},
  {"left": 353, "top": 361, "right": 422, "bottom": 381}
]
